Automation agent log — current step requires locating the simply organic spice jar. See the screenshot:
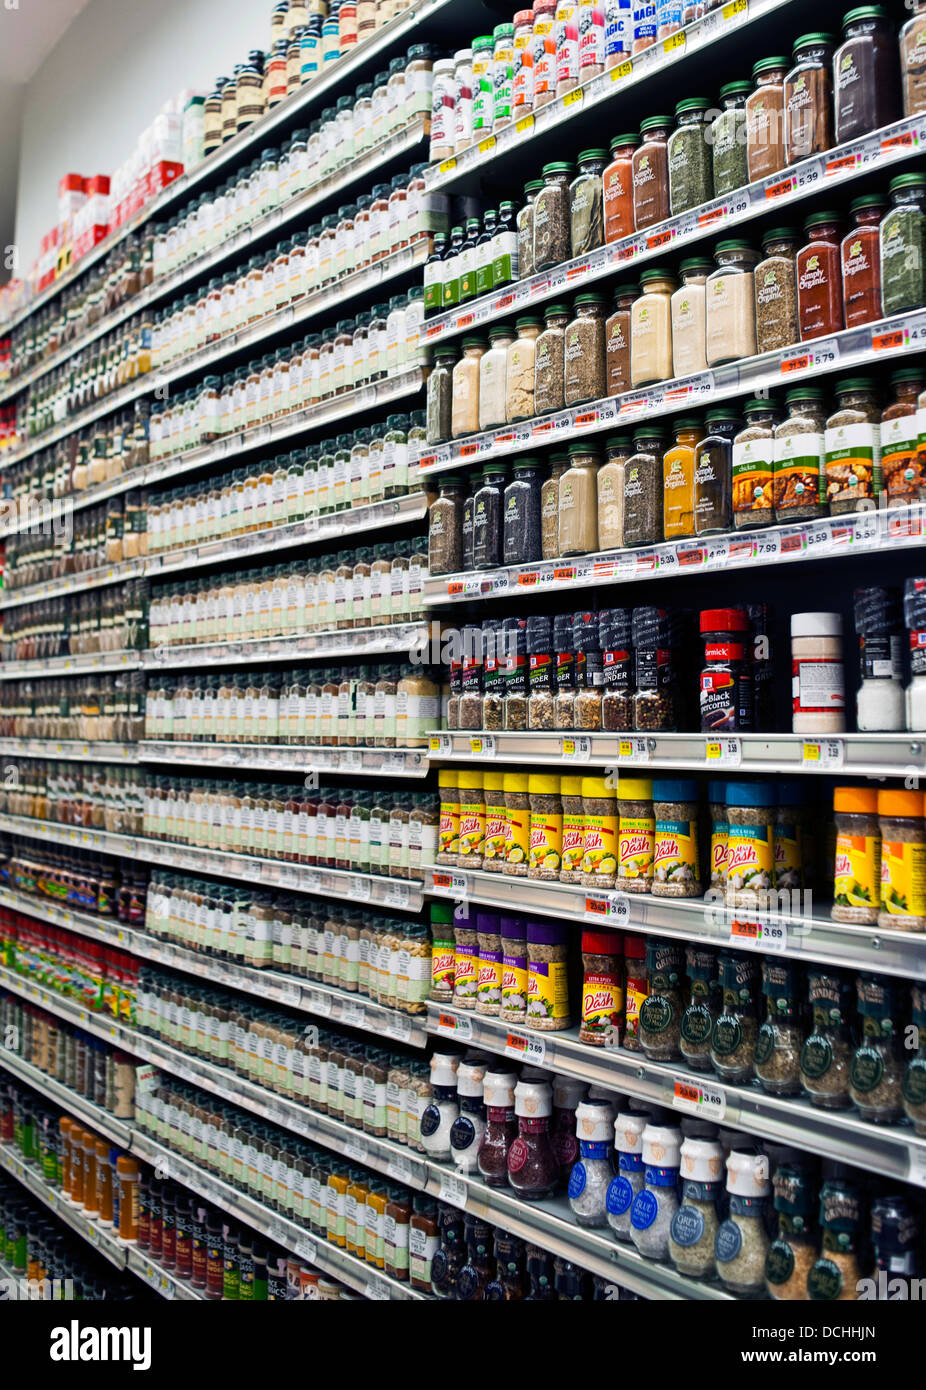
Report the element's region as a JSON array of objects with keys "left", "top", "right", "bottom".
[
  {"left": 833, "top": 6, "right": 900, "bottom": 144},
  {"left": 602, "top": 134, "right": 637, "bottom": 244},
  {"left": 754, "top": 228, "right": 800, "bottom": 354},
  {"left": 623, "top": 431, "right": 665, "bottom": 547},
  {"left": 774, "top": 387, "right": 827, "bottom": 521},
  {"left": 667, "top": 99, "right": 714, "bottom": 216},
  {"left": 880, "top": 173, "right": 926, "bottom": 316},
  {"left": 711, "top": 81, "right": 752, "bottom": 197},
  {"left": 564, "top": 295, "right": 607, "bottom": 406},
  {"left": 534, "top": 304, "right": 569, "bottom": 415},
  {"left": 631, "top": 116, "right": 671, "bottom": 230},
  {"left": 605, "top": 283, "right": 638, "bottom": 396},
  {"left": 733, "top": 398, "right": 779, "bottom": 529},
  {"left": 705, "top": 242, "right": 758, "bottom": 367},
  {"left": 558, "top": 444, "right": 601, "bottom": 555},
  {"left": 746, "top": 57, "right": 789, "bottom": 182},
  {"left": 533, "top": 162, "right": 575, "bottom": 271},
  {"left": 569, "top": 150, "right": 607, "bottom": 257},
  {"left": 797, "top": 212, "right": 844, "bottom": 340},
  {"left": 784, "top": 33, "right": 835, "bottom": 163},
  {"left": 630, "top": 269, "right": 674, "bottom": 387},
  {"left": 841, "top": 195, "right": 886, "bottom": 327},
  {"left": 670, "top": 261, "right": 711, "bottom": 378}
]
